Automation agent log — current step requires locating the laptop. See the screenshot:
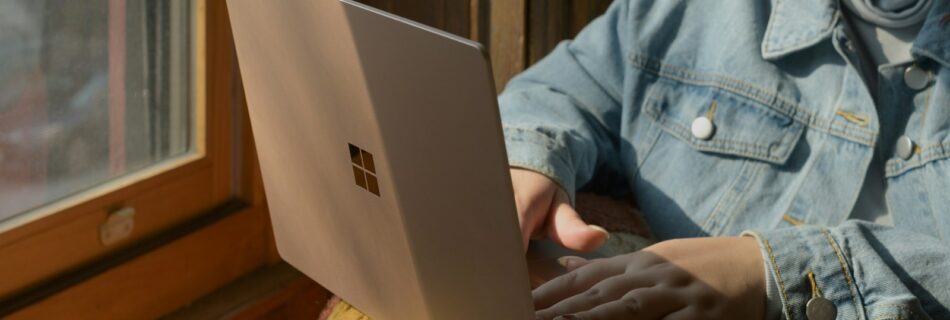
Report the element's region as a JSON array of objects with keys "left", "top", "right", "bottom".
[{"left": 227, "top": 1, "right": 579, "bottom": 318}]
